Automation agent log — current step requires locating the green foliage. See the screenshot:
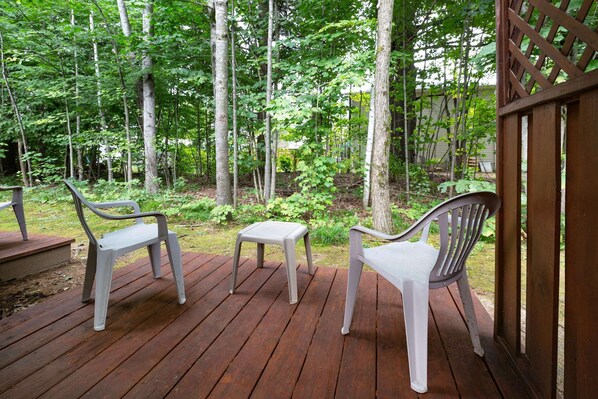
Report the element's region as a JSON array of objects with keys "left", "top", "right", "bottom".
[
  {"left": 266, "top": 145, "right": 337, "bottom": 222},
  {"left": 391, "top": 160, "right": 434, "bottom": 194},
  {"left": 165, "top": 197, "right": 216, "bottom": 221},
  {"left": 210, "top": 205, "right": 234, "bottom": 224}
]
